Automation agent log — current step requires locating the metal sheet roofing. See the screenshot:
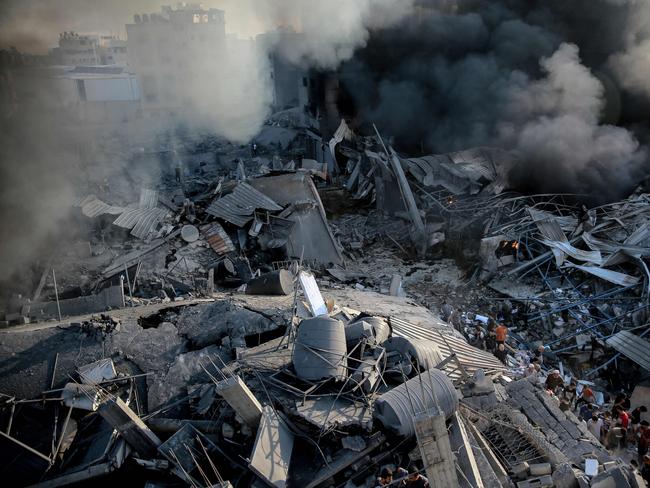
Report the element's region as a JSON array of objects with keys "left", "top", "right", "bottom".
[
  {"left": 113, "top": 207, "right": 169, "bottom": 239},
  {"left": 390, "top": 316, "right": 507, "bottom": 380},
  {"left": 606, "top": 330, "right": 650, "bottom": 371},
  {"left": 206, "top": 182, "right": 282, "bottom": 227},
  {"left": 78, "top": 196, "right": 125, "bottom": 218},
  {"left": 139, "top": 188, "right": 159, "bottom": 208},
  {"left": 203, "top": 223, "right": 235, "bottom": 255}
]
